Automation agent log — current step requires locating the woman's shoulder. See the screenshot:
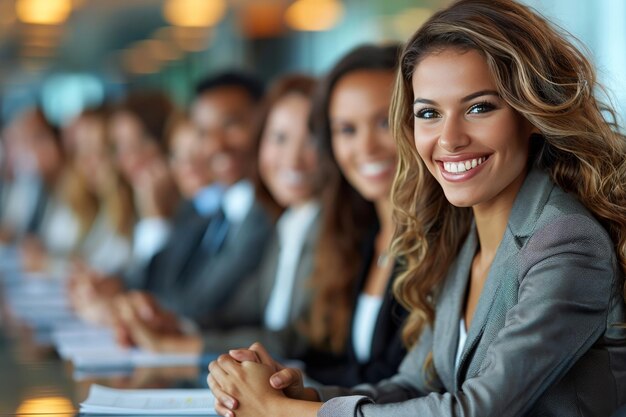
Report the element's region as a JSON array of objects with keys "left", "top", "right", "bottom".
[
  {"left": 513, "top": 168, "right": 612, "bottom": 248},
  {"left": 537, "top": 182, "right": 610, "bottom": 245},
  {"left": 515, "top": 170, "right": 616, "bottom": 278}
]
